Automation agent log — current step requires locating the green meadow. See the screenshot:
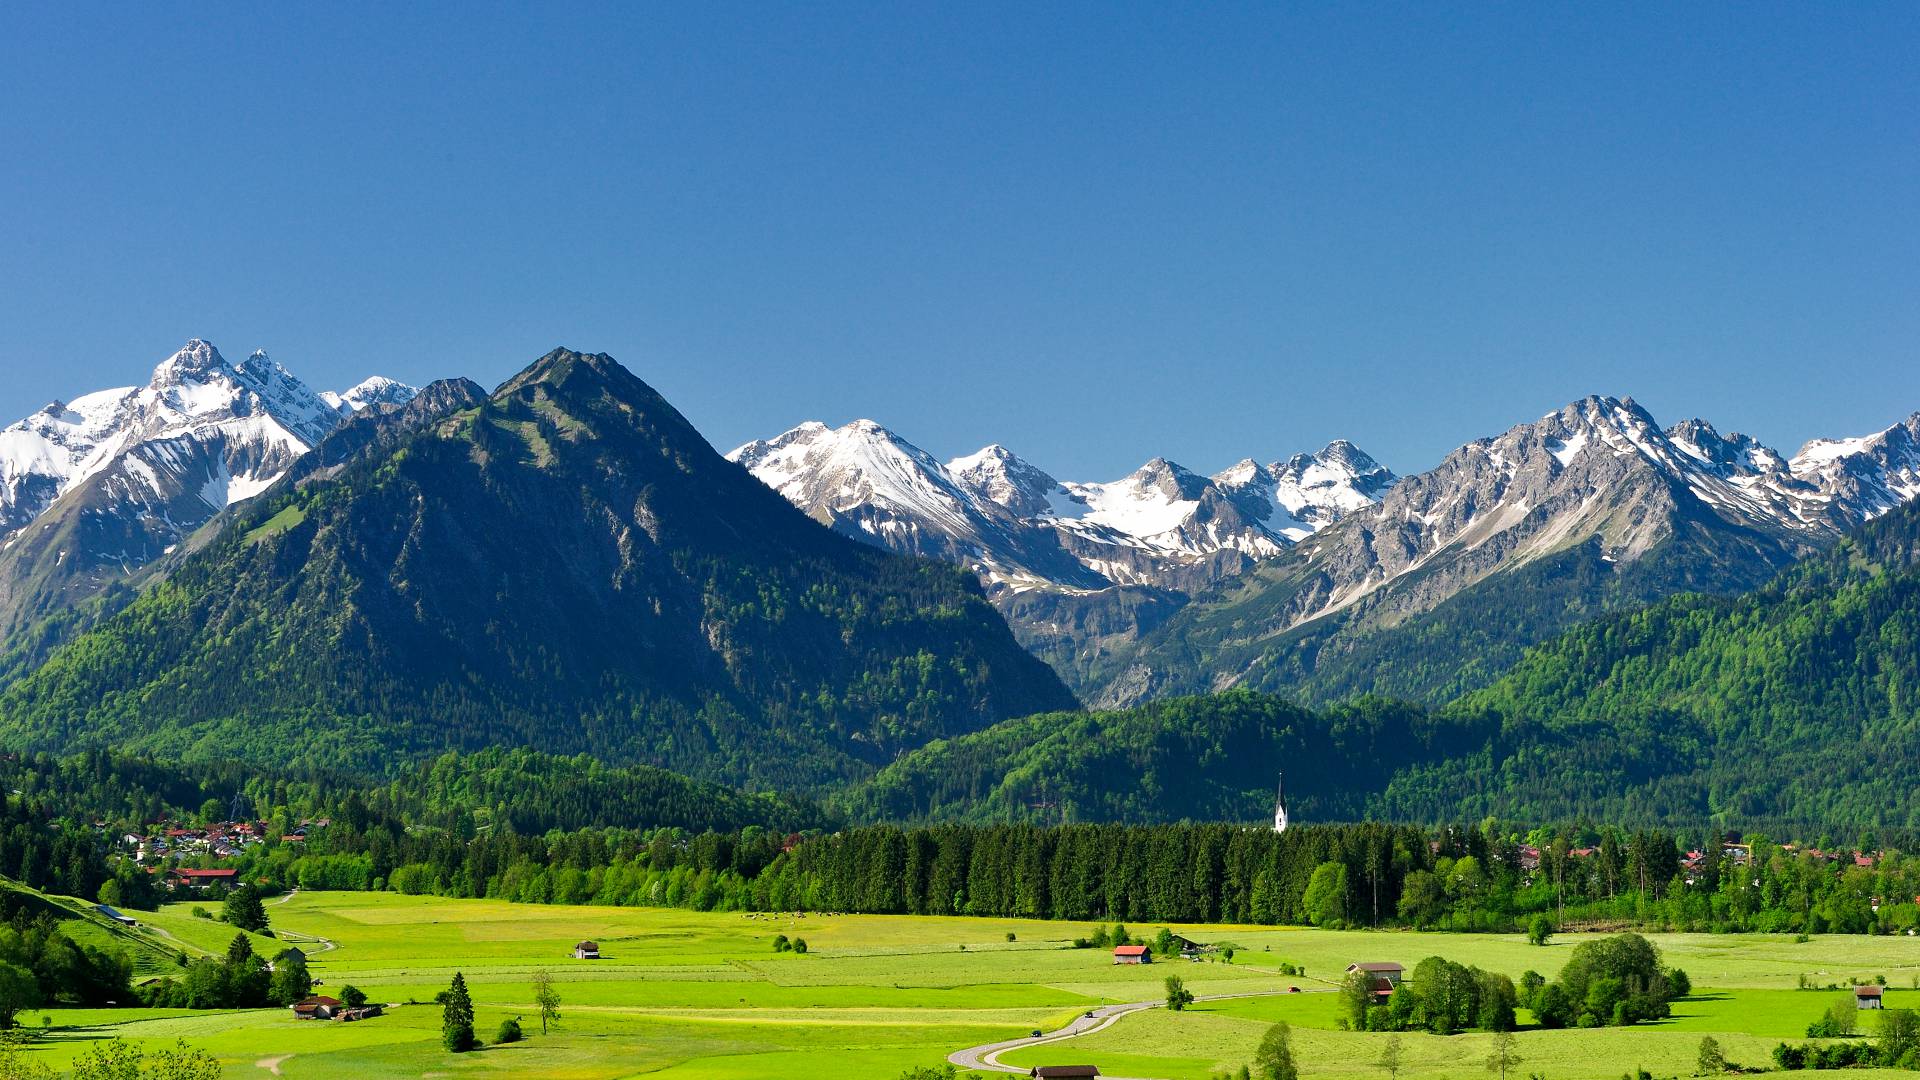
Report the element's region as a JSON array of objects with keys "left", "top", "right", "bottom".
[{"left": 11, "top": 891, "right": 1920, "bottom": 1079}]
